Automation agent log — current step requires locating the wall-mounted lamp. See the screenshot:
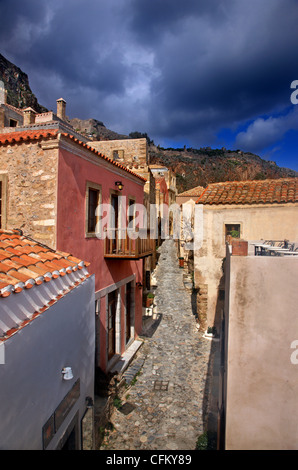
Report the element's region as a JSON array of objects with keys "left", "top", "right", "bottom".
[
  {"left": 136, "top": 282, "right": 143, "bottom": 289},
  {"left": 62, "top": 367, "right": 73, "bottom": 381},
  {"left": 115, "top": 181, "right": 124, "bottom": 191},
  {"left": 86, "top": 396, "right": 94, "bottom": 409}
]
